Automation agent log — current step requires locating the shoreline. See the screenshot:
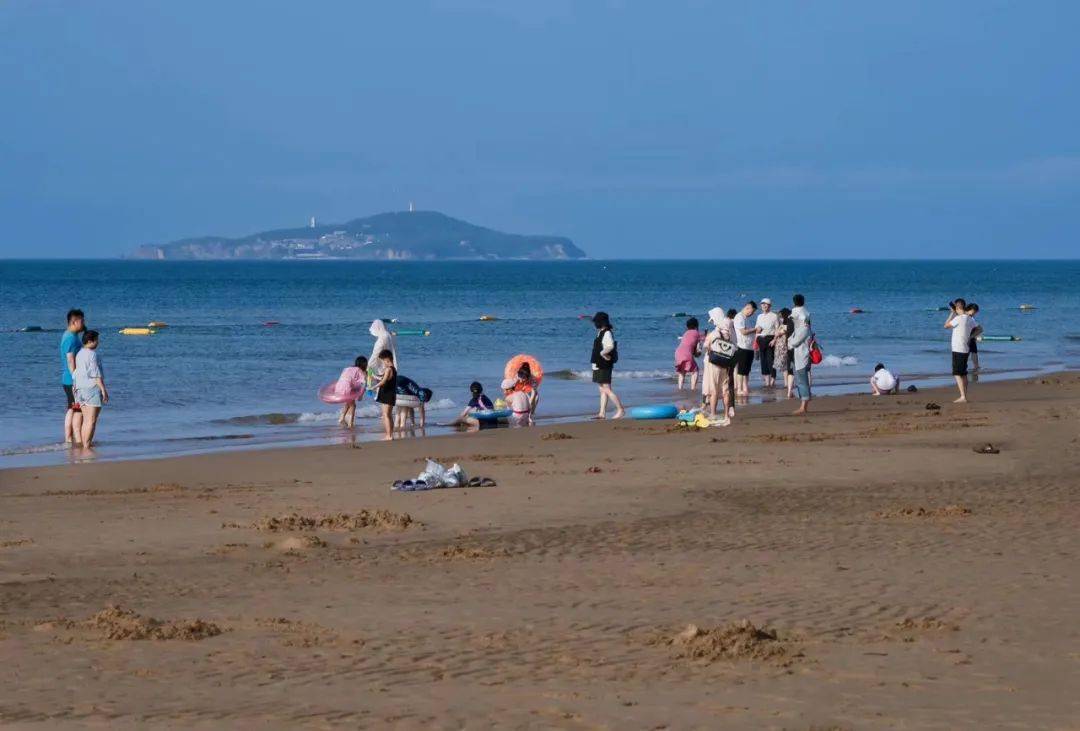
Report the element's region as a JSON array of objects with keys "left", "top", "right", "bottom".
[
  {"left": 2, "top": 372, "right": 1078, "bottom": 726},
  {"left": 1, "top": 363, "right": 1066, "bottom": 471}
]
